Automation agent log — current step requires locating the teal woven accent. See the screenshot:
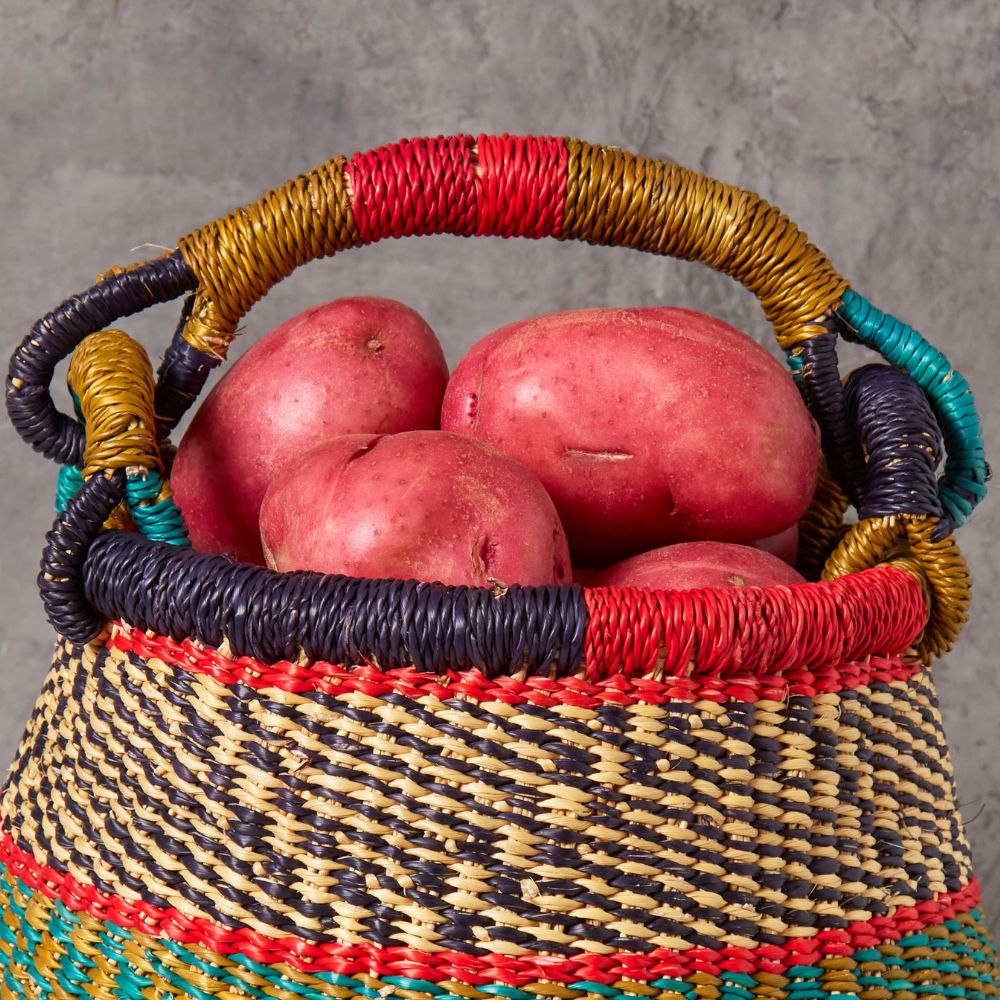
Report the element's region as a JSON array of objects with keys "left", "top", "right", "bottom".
[
  {"left": 2, "top": 862, "right": 999, "bottom": 1000},
  {"left": 651, "top": 979, "right": 698, "bottom": 998},
  {"left": 163, "top": 939, "right": 328, "bottom": 1000},
  {"left": 785, "top": 345, "right": 806, "bottom": 383},
  {"left": 55, "top": 465, "right": 84, "bottom": 513},
  {"left": 837, "top": 289, "right": 989, "bottom": 528},
  {"left": 383, "top": 979, "right": 477, "bottom": 1000},
  {"left": 124, "top": 471, "right": 190, "bottom": 546},
  {"left": 53, "top": 467, "right": 189, "bottom": 546}
]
